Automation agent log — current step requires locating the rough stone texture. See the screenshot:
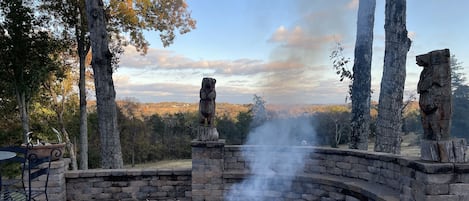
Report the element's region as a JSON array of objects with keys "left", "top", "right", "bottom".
[
  {"left": 57, "top": 146, "right": 469, "bottom": 201},
  {"left": 24, "top": 158, "right": 69, "bottom": 201},
  {"left": 65, "top": 168, "right": 191, "bottom": 201},
  {"left": 224, "top": 146, "right": 469, "bottom": 201},
  {"left": 191, "top": 140, "right": 224, "bottom": 201}
]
